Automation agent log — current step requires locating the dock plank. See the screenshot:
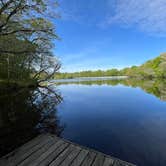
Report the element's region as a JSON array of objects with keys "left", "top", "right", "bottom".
[
  {"left": 81, "top": 151, "right": 97, "bottom": 166},
  {"left": 0, "top": 134, "right": 136, "bottom": 166},
  {"left": 0, "top": 135, "right": 55, "bottom": 166},
  {"left": 92, "top": 153, "right": 105, "bottom": 166},
  {"left": 38, "top": 142, "right": 69, "bottom": 166},
  {"left": 30, "top": 140, "right": 66, "bottom": 166},
  {"left": 70, "top": 149, "right": 89, "bottom": 166},
  {"left": 103, "top": 157, "right": 114, "bottom": 166},
  {"left": 49, "top": 144, "right": 75, "bottom": 166},
  {"left": 113, "top": 160, "right": 135, "bottom": 166},
  {"left": 1, "top": 134, "right": 46, "bottom": 160},
  {"left": 59, "top": 145, "right": 81, "bottom": 166},
  {"left": 18, "top": 138, "right": 56, "bottom": 166}
]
